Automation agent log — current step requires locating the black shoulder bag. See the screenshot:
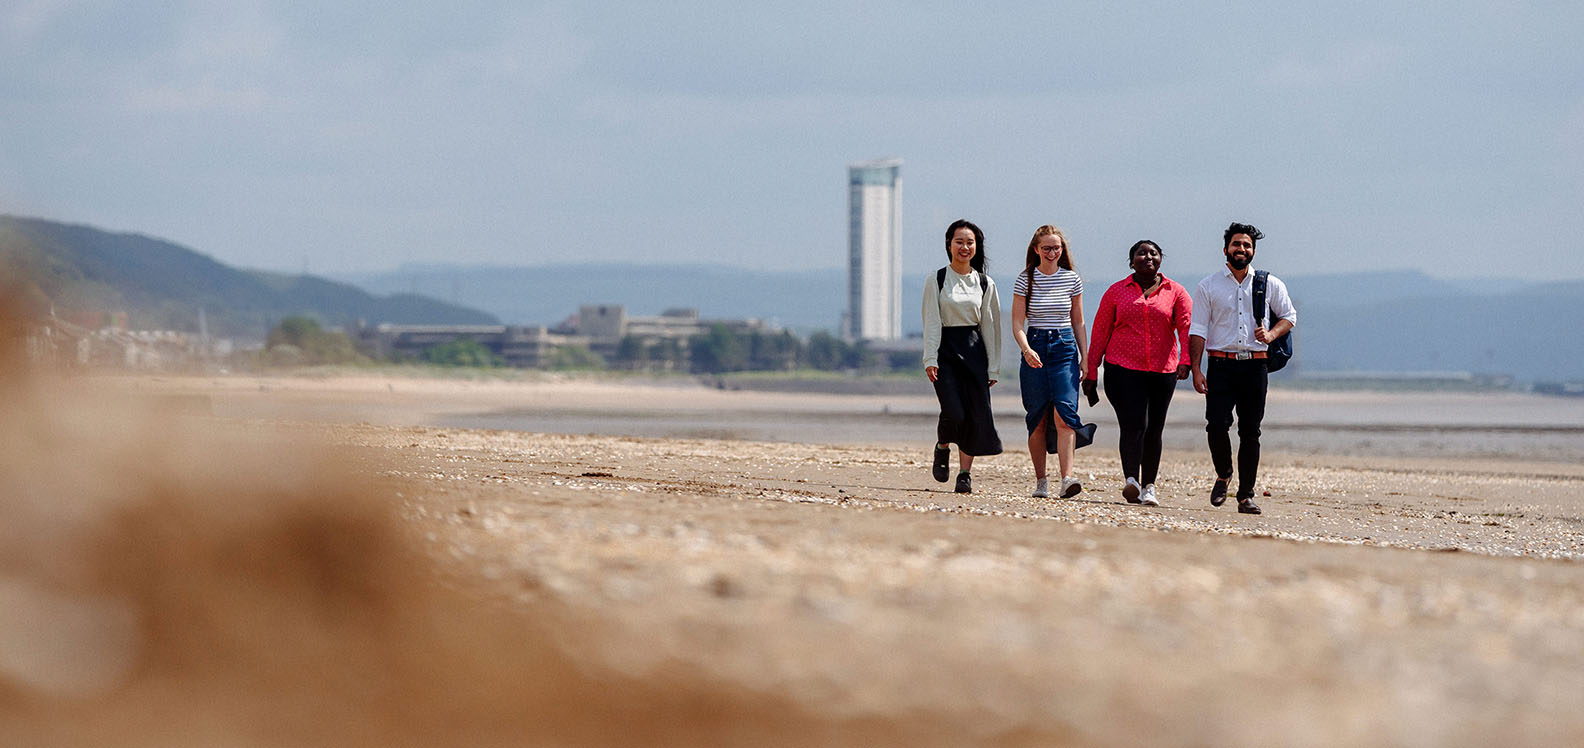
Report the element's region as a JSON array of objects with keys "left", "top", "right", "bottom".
[{"left": 1252, "top": 269, "right": 1292, "bottom": 372}]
